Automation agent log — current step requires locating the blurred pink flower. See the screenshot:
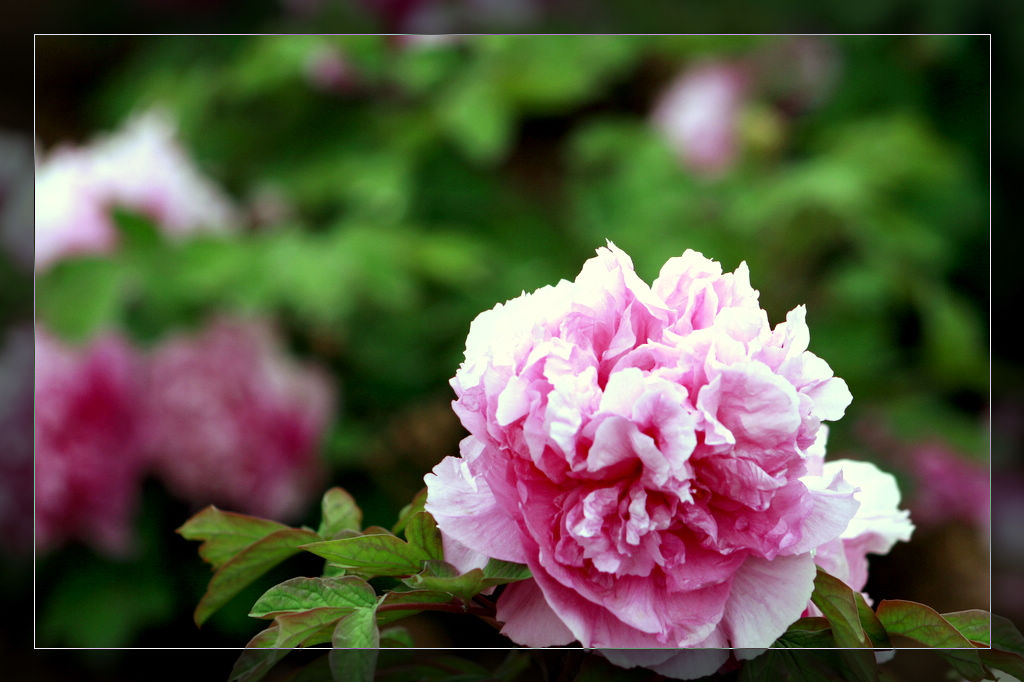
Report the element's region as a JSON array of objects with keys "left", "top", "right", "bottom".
[
  {"left": 755, "top": 37, "right": 840, "bottom": 114},
  {"left": 905, "top": 442, "right": 988, "bottom": 530},
  {"left": 35, "top": 329, "right": 147, "bottom": 556},
  {"left": 304, "top": 45, "right": 357, "bottom": 93},
  {"left": 652, "top": 62, "right": 750, "bottom": 176},
  {"left": 426, "top": 243, "right": 884, "bottom": 655},
  {"left": 34, "top": 110, "right": 236, "bottom": 270},
  {"left": 142, "top": 319, "right": 334, "bottom": 521}
]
